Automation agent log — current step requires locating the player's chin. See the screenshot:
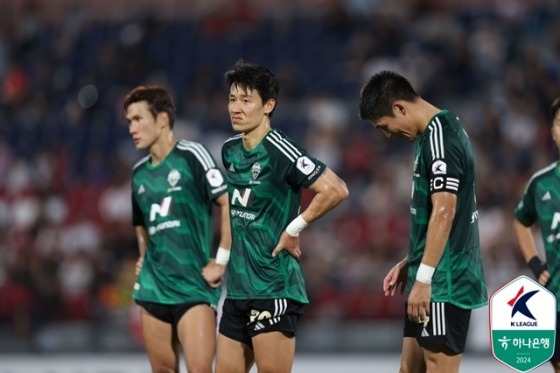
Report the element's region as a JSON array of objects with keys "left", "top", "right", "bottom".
[{"left": 231, "top": 122, "right": 246, "bottom": 132}]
